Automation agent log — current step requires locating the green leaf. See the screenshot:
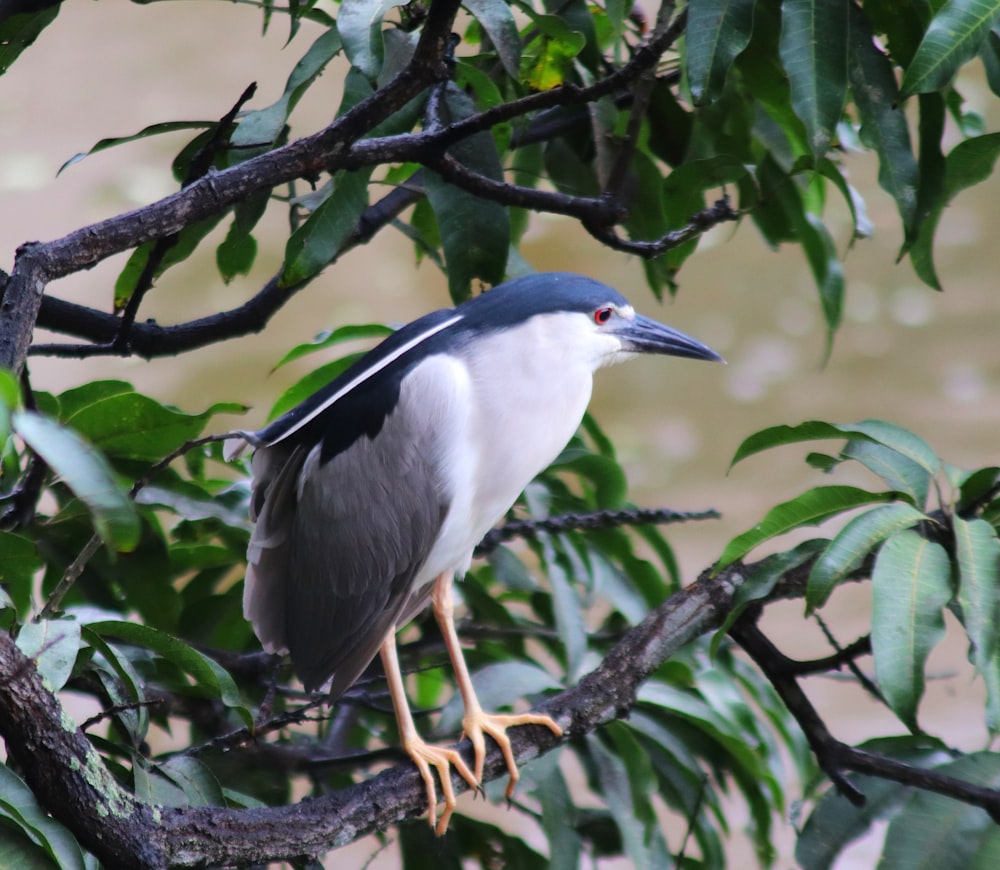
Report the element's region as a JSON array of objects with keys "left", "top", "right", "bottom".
[
  {"left": 779, "top": 0, "right": 849, "bottom": 158},
  {"left": 711, "top": 539, "right": 828, "bottom": 656},
  {"left": 587, "top": 732, "right": 655, "bottom": 870},
  {"left": 529, "top": 757, "right": 583, "bottom": 870},
  {"left": 686, "top": 0, "right": 754, "bottom": 104},
  {"left": 755, "top": 159, "right": 844, "bottom": 341},
  {"left": 424, "top": 87, "right": 509, "bottom": 302},
  {"left": 848, "top": 4, "right": 919, "bottom": 236},
  {"left": 817, "top": 158, "right": 874, "bottom": 241},
  {"left": 520, "top": 13, "right": 586, "bottom": 90},
  {"left": 266, "top": 355, "right": 364, "bottom": 421},
  {"left": 547, "top": 547, "right": 587, "bottom": 681},
  {"left": 796, "top": 736, "right": 953, "bottom": 869},
  {"left": 730, "top": 419, "right": 940, "bottom": 477},
  {"left": 900, "top": 0, "right": 1000, "bottom": 97},
  {"left": 954, "top": 516, "right": 1000, "bottom": 731},
  {"left": 0, "top": 8, "right": 60, "bottom": 77},
  {"left": 337, "top": 0, "right": 405, "bottom": 80},
  {"left": 462, "top": 0, "right": 522, "bottom": 79},
  {"left": 232, "top": 27, "right": 342, "bottom": 150},
  {"left": 216, "top": 190, "right": 268, "bottom": 282},
  {"left": 910, "top": 132, "right": 1000, "bottom": 290},
  {"left": 807, "top": 504, "right": 928, "bottom": 611},
  {"left": 280, "top": 169, "right": 370, "bottom": 287},
  {"left": 16, "top": 618, "right": 82, "bottom": 693},
  {"left": 716, "top": 486, "right": 901, "bottom": 571},
  {"left": 114, "top": 216, "right": 225, "bottom": 310},
  {"left": 58, "top": 121, "right": 213, "bottom": 175},
  {"left": 982, "top": 27, "right": 1000, "bottom": 97},
  {"left": 88, "top": 621, "right": 252, "bottom": 727},
  {"left": 82, "top": 626, "right": 149, "bottom": 745},
  {"left": 882, "top": 752, "right": 1000, "bottom": 867},
  {"left": 12, "top": 411, "right": 140, "bottom": 551},
  {"left": 153, "top": 757, "right": 226, "bottom": 808},
  {"left": 840, "top": 439, "right": 932, "bottom": 508},
  {"left": 272, "top": 323, "right": 393, "bottom": 370},
  {"left": 0, "top": 532, "right": 40, "bottom": 617},
  {"left": 871, "top": 531, "right": 951, "bottom": 731},
  {"left": 0, "top": 764, "right": 87, "bottom": 870},
  {"left": 59, "top": 382, "right": 239, "bottom": 462}
]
